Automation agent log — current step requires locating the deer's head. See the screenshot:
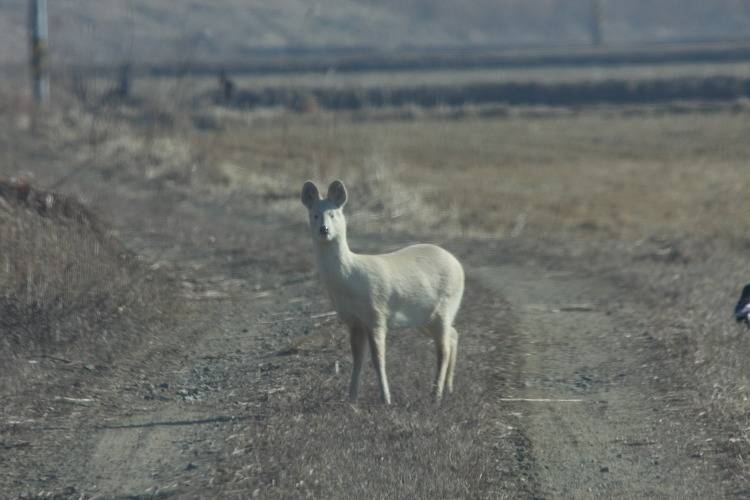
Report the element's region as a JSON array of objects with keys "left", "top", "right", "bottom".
[{"left": 301, "top": 179, "right": 348, "bottom": 244}]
